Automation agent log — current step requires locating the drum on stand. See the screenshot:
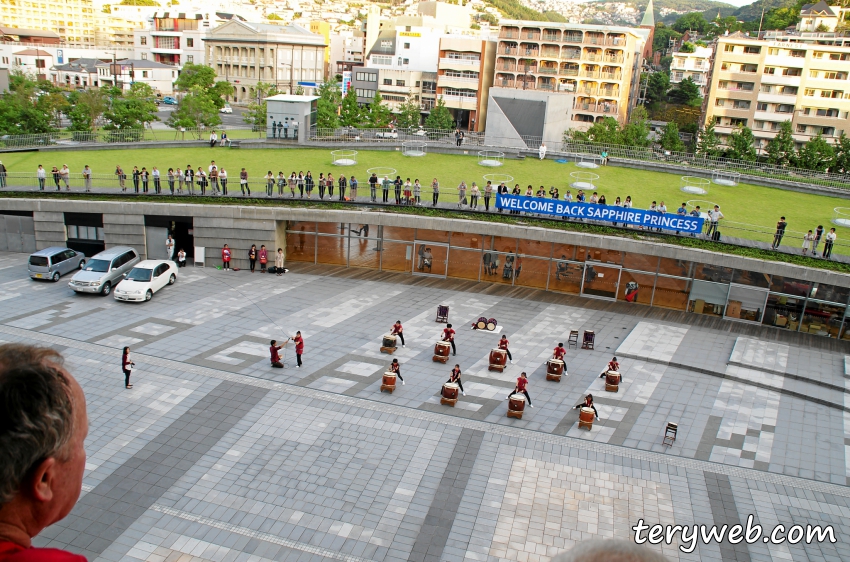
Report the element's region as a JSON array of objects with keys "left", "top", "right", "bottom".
[
  {"left": 488, "top": 348, "right": 507, "bottom": 372},
  {"left": 381, "top": 372, "right": 397, "bottom": 393},
  {"left": 433, "top": 341, "right": 451, "bottom": 363},
  {"left": 605, "top": 370, "right": 620, "bottom": 392},
  {"left": 546, "top": 358, "right": 564, "bottom": 381},
  {"left": 507, "top": 394, "right": 526, "bottom": 419},
  {"left": 381, "top": 334, "right": 397, "bottom": 354},
  {"left": 487, "top": 318, "right": 498, "bottom": 331},
  {"left": 579, "top": 407, "right": 595, "bottom": 430},
  {"left": 441, "top": 382, "right": 459, "bottom": 406}
]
